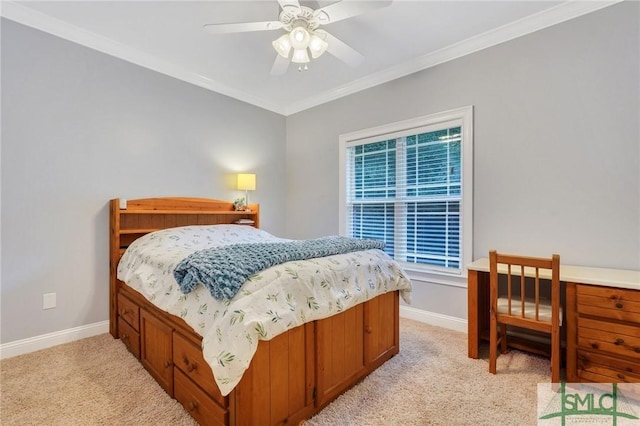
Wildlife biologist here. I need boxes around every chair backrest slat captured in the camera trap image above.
[489,250,560,327]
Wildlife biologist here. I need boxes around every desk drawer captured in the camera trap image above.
[577,317,640,360]
[576,285,640,323]
[577,350,640,383]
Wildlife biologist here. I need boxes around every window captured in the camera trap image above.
[339,107,473,276]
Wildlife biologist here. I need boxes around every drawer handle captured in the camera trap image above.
[615,302,624,309]
[590,342,599,350]
[635,347,640,353]
[164,360,172,369]
[121,333,129,342]
[614,338,625,346]
[617,373,626,380]
[183,357,197,373]
[365,326,373,334]
[187,401,198,412]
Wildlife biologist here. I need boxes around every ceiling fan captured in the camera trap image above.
[203,0,392,75]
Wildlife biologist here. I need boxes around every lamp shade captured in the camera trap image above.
[272,34,292,58]
[291,48,310,64]
[308,33,328,59]
[237,173,256,191]
[289,26,310,50]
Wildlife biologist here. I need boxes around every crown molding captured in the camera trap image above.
[283,0,622,115]
[1,1,621,116]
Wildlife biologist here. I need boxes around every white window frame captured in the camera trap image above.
[339,106,473,283]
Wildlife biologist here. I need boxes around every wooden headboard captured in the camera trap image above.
[109,197,260,337]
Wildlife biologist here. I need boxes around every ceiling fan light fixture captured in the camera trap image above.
[289,25,310,49]
[291,48,310,64]
[308,33,328,59]
[204,0,392,75]
[272,33,292,58]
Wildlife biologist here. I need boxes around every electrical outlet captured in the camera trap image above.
[43,293,56,310]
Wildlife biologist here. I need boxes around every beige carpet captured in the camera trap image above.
[1,319,548,425]
[0,331,197,426]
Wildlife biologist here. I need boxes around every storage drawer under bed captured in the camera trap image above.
[174,368,228,426]
[173,332,225,406]
[118,317,140,359]
[117,292,140,331]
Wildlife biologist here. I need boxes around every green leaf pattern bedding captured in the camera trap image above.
[117,225,412,396]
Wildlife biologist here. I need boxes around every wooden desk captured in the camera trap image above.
[467,258,639,360]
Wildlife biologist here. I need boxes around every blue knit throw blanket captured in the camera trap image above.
[173,236,385,301]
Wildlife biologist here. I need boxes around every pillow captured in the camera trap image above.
[128,224,289,253]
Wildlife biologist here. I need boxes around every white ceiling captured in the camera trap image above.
[1,0,620,115]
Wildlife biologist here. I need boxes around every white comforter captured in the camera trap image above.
[117,225,412,396]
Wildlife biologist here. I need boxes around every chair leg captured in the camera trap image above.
[489,312,497,374]
[500,324,508,354]
[551,327,561,383]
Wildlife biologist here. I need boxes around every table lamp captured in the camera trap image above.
[237,173,256,208]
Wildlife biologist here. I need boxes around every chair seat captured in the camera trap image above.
[497,297,563,326]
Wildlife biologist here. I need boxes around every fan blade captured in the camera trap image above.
[278,0,300,9]
[270,55,290,75]
[203,21,283,34]
[314,0,392,25]
[321,31,364,67]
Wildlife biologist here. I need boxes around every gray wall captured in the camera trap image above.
[1,19,286,343]
[285,2,640,319]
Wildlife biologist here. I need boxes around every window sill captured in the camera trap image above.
[403,266,468,288]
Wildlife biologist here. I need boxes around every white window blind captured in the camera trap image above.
[342,108,472,276]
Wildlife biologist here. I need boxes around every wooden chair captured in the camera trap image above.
[488,250,561,383]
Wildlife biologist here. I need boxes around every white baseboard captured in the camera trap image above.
[400,305,467,333]
[0,309,462,359]
[0,320,110,359]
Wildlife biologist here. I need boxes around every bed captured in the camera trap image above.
[109,197,412,426]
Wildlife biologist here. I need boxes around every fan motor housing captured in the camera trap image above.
[279,6,319,31]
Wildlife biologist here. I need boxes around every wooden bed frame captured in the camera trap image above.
[109,197,401,426]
